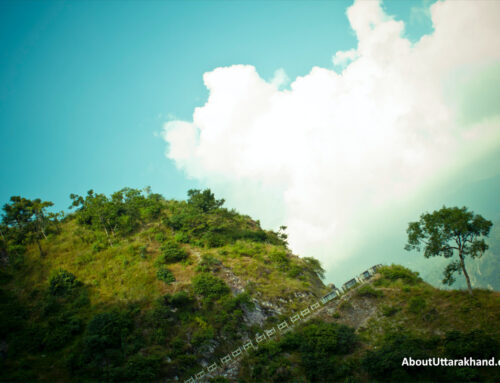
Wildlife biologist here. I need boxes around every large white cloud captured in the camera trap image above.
[162,0,500,270]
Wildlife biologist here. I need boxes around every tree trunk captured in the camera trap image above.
[40,224,48,240]
[103,226,113,246]
[36,239,45,257]
[459,252,473,295]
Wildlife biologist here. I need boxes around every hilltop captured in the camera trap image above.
[0,188,327,382]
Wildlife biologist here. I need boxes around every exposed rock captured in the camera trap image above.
[221,266,245,294]
[243,302,267,327]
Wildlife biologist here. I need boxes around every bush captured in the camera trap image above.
[157,267,175,284]
[444,330,498,359]
[192,273,229,301]
[122,353,162,382]
[407,296,426,314]
[85,311,133,350]
[381,304,399,317]
[192,325,215,347]
[287,264,302,278]
[298,321,357,382]
[378,265,420,285]
[49,269,82,296]
[166,291,193,308]
[357,284,383,298]
[196,254,222,272]
[303,257,325,279]
[43,314,83,351]
[158,241,188,264]
[268,248,290,271]
[362,332,432,381]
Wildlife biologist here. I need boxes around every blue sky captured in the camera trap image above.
[2,0,499,286]
[0,0,432,209]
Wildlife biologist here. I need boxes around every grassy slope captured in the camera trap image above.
[328,268,500,344]
[14,219,326,310]
[237,265,500,383]
[1,201,327,382]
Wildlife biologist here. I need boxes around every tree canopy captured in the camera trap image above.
[187,189,225,213]
[1,196,58,256]
[405,206,492,295]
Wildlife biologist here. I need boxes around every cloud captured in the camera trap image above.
[162,0,500,271]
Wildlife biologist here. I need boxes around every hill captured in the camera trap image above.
[0,188,327,382]
[0,188,499,382]
[237,265,500,383]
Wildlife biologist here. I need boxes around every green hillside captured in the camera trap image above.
[238,265,500,383]
[0,188,327,382]
[0,188,499,383]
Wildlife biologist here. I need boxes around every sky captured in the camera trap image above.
[1,0,500,286]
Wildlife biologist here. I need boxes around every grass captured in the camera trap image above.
[356,268,500,346]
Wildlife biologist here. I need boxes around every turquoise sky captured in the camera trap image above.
[0,0,434,210]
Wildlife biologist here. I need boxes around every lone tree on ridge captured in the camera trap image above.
[405,206,492,295]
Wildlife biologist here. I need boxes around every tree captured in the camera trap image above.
[187,189,224,213]
[69,188,164,241]
[303,257,325,279]
[405,206,492,295]
[2,196,56,256]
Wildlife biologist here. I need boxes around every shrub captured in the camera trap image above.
[49,269,82,296]
[157,267,175,284]
[43,314,83,351]
[407,296,426,314]
[85,311,133,350]
[298,322,357,382]
[174,231,190,244]
[381,304,399,317]
[7,244,26,268]
[303,257,325,279]
[357,284,383,298]
[268,248,290,271]
[378,265,420,285]
[299,321,358,355]
[201,231,226,247]
[165,291,193,309]
[155,232,167,243]
[287,264,302,278]
[362,332,432,381]
[158,241,188,264]
[122,353,162,382]
[196,254,222,272]
[192,273,229,300]
[192,325,215,347]
[444,330,498,359]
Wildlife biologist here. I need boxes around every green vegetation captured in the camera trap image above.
[356,284,383,298]
[192,273,230,301]
[239,320,358,383]
[49,269,82,296]
[0,187,327,382]
[362,329,499,382]
[238,265,500,382]
[1,191,499,383]
[158,240,188,263]
[405,206,492,294]
[156,267,175,284]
